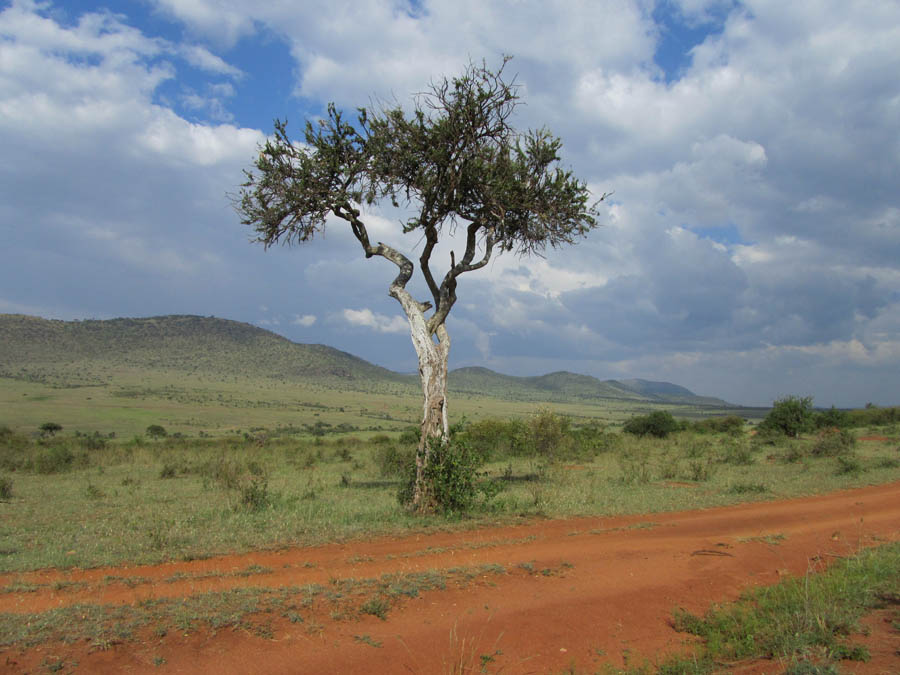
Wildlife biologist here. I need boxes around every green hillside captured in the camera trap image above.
[0,314,742,437]
[0,313,731,406]
[0,314,406,387]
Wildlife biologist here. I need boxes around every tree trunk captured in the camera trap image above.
[411,324,449,512]
[390,285,450,512]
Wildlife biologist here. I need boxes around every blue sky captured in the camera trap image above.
[1,0,899,407]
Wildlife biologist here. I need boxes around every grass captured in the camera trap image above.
[0,563,509,649]
[0,424,898,572]
[659,541,900,673]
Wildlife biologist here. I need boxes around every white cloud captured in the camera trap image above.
[293,314,317,327]
[341,308,408,334]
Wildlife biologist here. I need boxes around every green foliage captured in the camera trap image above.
[34,444,75,474]
[844,404,900,428]
[721,441,754,465]
[617,446,653,485]
[527,408,573,462]
[814,406,849,429]
[238,476,272,511]
[374,443,415,478]
[835,454,864,476]
[811,428,856,457]
[623,411,680,438]
[398,426,419,445]
[759,395,815,438]
[145,425,167,439]
[692,415,745,435]
[39,422,62,436]
[668,542,900,670]
[460,417,528,460]
[400,435,498,514]
[239,57,600,263]
[359,595,390,620]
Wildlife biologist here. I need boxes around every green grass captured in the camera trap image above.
[0,563,508,648]
[661,541,900,673]
[0,425,898,572]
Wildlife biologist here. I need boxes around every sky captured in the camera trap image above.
[1,0,898,408]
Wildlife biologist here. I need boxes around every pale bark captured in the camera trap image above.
[337,204,453,511]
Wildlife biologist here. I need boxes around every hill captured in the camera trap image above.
[0,314,732,407]
[0,314,405,387]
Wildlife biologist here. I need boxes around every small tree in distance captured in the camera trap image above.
[145,424,167,439]
[236,58,606,512]
[39,422,62,437]
[759,395,814,438]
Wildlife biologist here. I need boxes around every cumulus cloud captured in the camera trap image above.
[293,314,317,327]
[341,308,408,334]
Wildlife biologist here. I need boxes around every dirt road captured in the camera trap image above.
[3,481,899,673]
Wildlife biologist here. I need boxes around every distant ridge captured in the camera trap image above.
[0,313,404,385]
[0,314,732,406]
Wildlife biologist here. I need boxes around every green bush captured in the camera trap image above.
[721,442,755,465]
[39,422,62,437]
[239,476,272,510]
[814,406,849,429]
[811,428,856,457]
[759,395,815,438]
[460,418,527,460]
[623,411,680,438]
[0,475,12,500]
[527,409,572,462]
[399,435,496,514]
[145,424,167,439]
[374,443,415,478]
[398,426,419,445]
[693,415,745,435]
[34,445,75,474]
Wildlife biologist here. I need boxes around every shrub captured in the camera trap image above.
[239,476,271,510]
[398,426,419,445]
[623,411,680,438]
[0,475,12,500]
[399,436,494,514]
[814,406,849,429]
[145,425,167,439]
[374,444,415,478]
[461,418,528,460]
[759,396,814,438]
[835,454,863,475]
[811,428,856,457]
[159,463,178,479]
[722,442,754,465]
[39,422,63,436]
[617,447,653,484]
[693,415,746,435]
[79,431,107,451]
[34,445,74,474]
[528,409,572,462]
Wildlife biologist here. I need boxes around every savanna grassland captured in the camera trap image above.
[1,313,899,673]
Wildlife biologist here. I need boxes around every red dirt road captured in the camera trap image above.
[3,482,899,674]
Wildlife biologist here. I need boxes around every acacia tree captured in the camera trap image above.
[236,59,604,512]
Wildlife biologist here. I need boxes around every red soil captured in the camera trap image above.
[2,482,899,674]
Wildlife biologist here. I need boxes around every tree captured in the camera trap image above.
[39,422,62,437]
[622,411,680,438]
[236,58,604,512]
[145,424,167,439]
[759,395,814,438]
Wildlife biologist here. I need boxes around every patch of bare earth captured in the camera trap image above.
[2,482,899,674]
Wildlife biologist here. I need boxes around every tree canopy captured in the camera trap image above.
[237,57,603,336]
